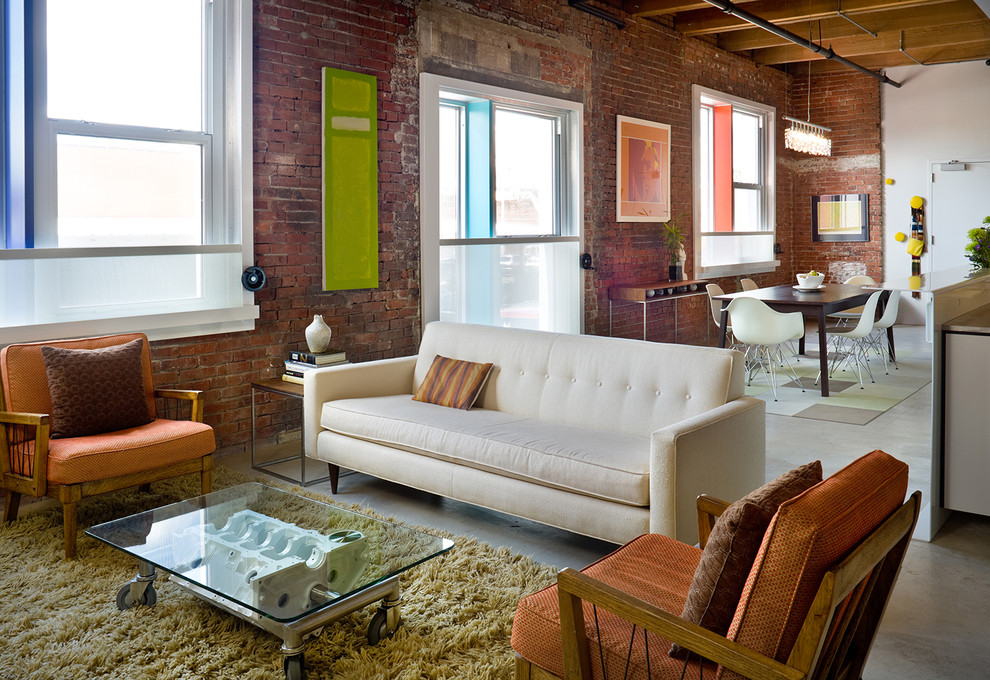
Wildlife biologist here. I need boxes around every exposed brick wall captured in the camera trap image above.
[786,71,884,283]
[146,1,883,457]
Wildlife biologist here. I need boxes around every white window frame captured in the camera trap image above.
[0,0,255,344]
[420,72,584,327]
[692,84,778,278]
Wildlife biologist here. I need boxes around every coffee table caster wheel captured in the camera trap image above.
[367,608,394,645]
[283,653,304,680]
[116,583,156,610]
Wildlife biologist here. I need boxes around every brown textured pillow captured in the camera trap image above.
[42,339,153,438]
[670,460,823,658]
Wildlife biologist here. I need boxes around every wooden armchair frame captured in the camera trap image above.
[1,385,213,559]
[549,490,921,680]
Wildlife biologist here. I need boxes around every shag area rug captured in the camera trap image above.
[0,468,558,679]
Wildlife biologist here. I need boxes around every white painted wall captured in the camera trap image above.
[881,61,990,323]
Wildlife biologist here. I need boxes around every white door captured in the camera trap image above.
[929,160,990,272]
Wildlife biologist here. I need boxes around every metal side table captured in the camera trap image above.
[251,378,330,487]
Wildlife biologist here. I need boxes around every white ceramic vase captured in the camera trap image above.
[305,314,332,353]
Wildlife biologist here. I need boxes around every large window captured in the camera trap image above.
[421,74,583,333]
[693,85,776,277]
[1,0,254,343]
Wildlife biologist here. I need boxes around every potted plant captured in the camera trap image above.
[965,216,990,270]
[662,216,687,281]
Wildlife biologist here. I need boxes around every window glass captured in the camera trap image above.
[733,187,760,231]
[494,108,556,236]
[56,135,203,247]
[47,0,203,131]
[731,110,760,186]
[438,104,463,240]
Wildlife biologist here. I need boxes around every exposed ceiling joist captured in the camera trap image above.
[625,0,990,72]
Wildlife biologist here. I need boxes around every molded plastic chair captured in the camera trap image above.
[869,289,901,373]
[828,275,876,327]
[739,278,759,291]
[820,291,883,389]
[1,333,215,558]
[706,284,733,345]
[511,450,920,680]
[727,297,806,400]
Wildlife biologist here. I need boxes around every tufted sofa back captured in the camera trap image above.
[415,322,745,438]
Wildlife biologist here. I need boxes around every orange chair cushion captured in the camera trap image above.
[46,419,215,485]
[1,333,156,418]
[41,338,154,438]
[720,450,909,679]
[511,534,709,680]
[671,460,822,657]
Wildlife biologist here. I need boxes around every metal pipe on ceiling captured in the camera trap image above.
[701,0,902,87]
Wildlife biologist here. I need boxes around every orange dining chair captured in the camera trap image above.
[1,333,215,558]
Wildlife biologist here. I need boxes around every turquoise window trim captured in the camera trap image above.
[465,99,492,239]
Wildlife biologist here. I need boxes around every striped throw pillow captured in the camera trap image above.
[413,355,494,410]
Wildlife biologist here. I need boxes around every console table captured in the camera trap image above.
[608,279,708,342]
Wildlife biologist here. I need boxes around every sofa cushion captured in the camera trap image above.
[41,339,154,438]
[412,354,493,410]
[512,534,706,679]
[321,395,651,506]
[670,461,822,658]
[722,450,908,679]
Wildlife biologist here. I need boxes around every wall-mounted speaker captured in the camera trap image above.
[241,266,266,291]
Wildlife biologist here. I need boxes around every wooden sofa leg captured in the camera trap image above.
[63,501,78,559]
[3,491,21,523]
[329,464,340,494]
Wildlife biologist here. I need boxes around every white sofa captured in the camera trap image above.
[303,321,766,545]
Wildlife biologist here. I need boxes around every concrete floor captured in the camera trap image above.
[224,323,989,679]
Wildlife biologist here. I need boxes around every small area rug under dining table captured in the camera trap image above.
[0,467,558,679]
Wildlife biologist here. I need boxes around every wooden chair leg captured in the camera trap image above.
[3,491,21,523]
[329,464,340,494]
[63,501,78,559]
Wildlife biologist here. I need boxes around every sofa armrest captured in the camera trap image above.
[303,355,418,459]
[649,396,766,545]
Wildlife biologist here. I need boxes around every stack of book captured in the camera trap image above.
[282,349,347,384]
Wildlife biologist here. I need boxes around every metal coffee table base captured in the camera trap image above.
[114,560,401,680]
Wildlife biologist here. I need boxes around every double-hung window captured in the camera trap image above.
[693,85,776,277]
[421,74,583,334]
[1,0,254,343]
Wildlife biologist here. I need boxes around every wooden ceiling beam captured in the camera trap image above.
[718,1,988,51]
[752,21,990,64]
[846,39,990,67]
[622,0,731,15]
[675,0,958,35]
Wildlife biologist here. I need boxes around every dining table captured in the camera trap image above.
[712,283,890,397]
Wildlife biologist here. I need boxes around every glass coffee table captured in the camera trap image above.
[86,483,453,679]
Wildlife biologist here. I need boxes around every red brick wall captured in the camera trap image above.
[146,1,882,457]
[787,70,884,283]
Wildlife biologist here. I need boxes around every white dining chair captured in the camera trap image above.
[726,297,806,401]
[819,290,884,389]
[828,275,877,327]
[740,278,759,291]
[868,290,901,373]
[706,284,733,345]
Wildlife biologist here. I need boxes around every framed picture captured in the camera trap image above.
[616,115,671,222]
[811,193,869,242]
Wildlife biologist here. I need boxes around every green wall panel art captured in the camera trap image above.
[321,67,379,290]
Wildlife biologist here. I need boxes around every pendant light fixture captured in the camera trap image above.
[785,25,833,157]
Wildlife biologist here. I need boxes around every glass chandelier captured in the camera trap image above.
[784,116,832,156]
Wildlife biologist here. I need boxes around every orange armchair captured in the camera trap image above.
[512,450,919,680]
[1,333,215,558]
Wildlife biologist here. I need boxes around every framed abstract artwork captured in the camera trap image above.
[811,193,870,242]
[616,115,671,222]
[322,67,379,290]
